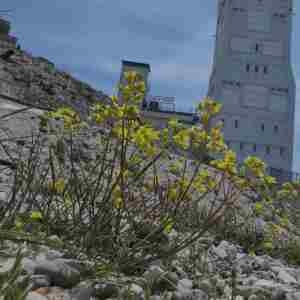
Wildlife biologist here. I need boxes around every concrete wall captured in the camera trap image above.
[141,110,197,129]
[208,0,295,171]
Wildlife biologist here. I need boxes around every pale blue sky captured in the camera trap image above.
[2,0,300,171]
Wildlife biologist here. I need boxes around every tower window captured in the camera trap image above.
[240,143,244,151]
[261,123,265,131]
[255,65,259,72]
[263,66,268,74]
[253,144,257,152]
[246,64,250,72]
[280,147,285,157]
[255,44,259,52]
[274,125,279,133]
[234,120,239,128]
[266,145,271,155]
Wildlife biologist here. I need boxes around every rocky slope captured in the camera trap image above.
[2,234,300,300]
[0,47,110,115]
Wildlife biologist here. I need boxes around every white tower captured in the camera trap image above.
[207,0,296,175]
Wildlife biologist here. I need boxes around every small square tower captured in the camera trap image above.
[118,60,151,107]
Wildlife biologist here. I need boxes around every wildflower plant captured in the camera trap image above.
[0,69,299,275]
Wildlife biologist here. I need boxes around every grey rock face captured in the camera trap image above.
[94,281,119,299]
[273,268,298,285]
[143,266,178,292]
[286,292,300,300]
[29,274,51,290]
[70,285,95,300]
[172,289,208,300]
[34,259,81,288]
[26,292,48,300]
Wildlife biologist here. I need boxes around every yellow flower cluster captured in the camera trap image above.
[168,160,184,175]
[168,118,180,129]
[210,150,237,174]
[197,97,222,126]
[277,182,299,199]
[162,216,174,234]
[264,175,277,186]
[132,126,160,156]
[167,178,191,202]
[119,71,146,104]
[46,107,82,130]
[112,185,123,209]
[243,156,266,178]
[189,127,208,144]
[92,103,113,124]
[192,169,216,193]
[173,129,191,150]
[254,202,264,215]
[207,125,227,153]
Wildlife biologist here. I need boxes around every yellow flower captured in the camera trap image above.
[113,197,123,209]
[234,177,249,189]
[15,220,24,231]
[190,127,208,144]
[243,156,266,178]
[112,186,123,209]
[30,211,43,221]
[198,98,222,116]
[48,107,82,130]
[207,178,217,190]
[161,128,170,145]
[124,71,137,84]
[200,112,210,126]
[193,169,213,193]
[48,178,65,194]
[169,161,183,175]
[173,130,190,150]
[168,118,180,129]
[168,186,178,201]
[254,202,264,215]
[110,95,118,103]
[132,126,160,156]
[264,176,277,186]
[162,217,174,234]
[134,81,146,94]
[210,150,237,174]
[262,241,273,251]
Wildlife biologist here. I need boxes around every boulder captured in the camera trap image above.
[34,259,81,288]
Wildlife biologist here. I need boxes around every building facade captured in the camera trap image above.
[207,0,296,172]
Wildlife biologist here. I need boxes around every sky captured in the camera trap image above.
[2,0,300,172]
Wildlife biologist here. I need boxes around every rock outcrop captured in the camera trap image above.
[0,42,110,116]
